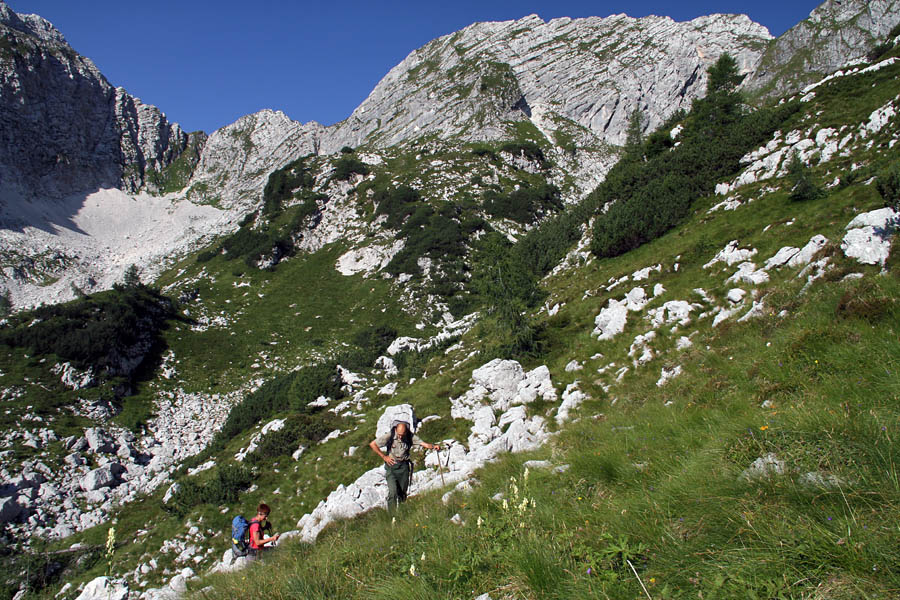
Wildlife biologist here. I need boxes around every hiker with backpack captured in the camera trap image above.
[232,503,280,560]
[369,420,440,511]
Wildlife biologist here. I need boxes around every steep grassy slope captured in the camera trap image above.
[176,56,900,600]
[5,44,900,600]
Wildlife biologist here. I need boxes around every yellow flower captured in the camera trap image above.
[760,425,769,431]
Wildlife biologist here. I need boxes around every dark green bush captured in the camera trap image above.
[374,185,422,229]
[263,156,316,216]
[164,464,253,517]
[248,413,337,464]
[876,162,900,209]
[333,155,370,181]
[499,141,547,167]
[470,145,497,160]
[482,182,561,224]
[201,195,321,269]
[340,146,354,154]
[196,249,218,262]
[371,185,482,277]
[0,285,175,375]
[210,364,344,454]
[787,153,826,203]
[590,54,796,258]
[339,325,398,371]
[868,41,895,62]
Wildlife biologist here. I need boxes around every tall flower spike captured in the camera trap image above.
[106,527,116,557]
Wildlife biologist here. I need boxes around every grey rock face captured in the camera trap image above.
[113,87,194,192]
[322,13,771,152]
[182,12,771,210]
[80,463,124,491]
[84,428,116,454]
[186,109,323,210]
[74,577,129,600]
[0,2,190,201]
[744,0,900,97]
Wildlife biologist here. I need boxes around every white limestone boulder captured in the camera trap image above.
[727,288,746,304]
[557,382,586,424]
[646,300,694,327]
[76,577,128,600]
[787,235,829,268]
[84,428,116,454]
[592,299,629,340]
[80,464,124,492]
[741,453,785,481]
[841,208,898,265]
[375,404,418,438]
[704,241,757,268]
[374,356,399,377]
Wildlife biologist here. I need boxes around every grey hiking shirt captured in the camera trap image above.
[373,431,424,463]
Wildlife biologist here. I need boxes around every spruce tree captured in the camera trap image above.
[623,107,645,162]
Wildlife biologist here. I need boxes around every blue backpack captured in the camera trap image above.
[231,515,251,556]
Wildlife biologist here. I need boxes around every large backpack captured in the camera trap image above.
[231,515,251,557]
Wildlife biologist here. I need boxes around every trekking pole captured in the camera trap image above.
[436,446,446,488]
[444,442,452,472]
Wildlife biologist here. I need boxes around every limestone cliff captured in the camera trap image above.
[0,1,192,202]
[322,13,772,152]
[744,0,900,98]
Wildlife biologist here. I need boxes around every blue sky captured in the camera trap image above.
[9,1,822,134]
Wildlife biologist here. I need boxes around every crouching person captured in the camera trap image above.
[369,420,440,512]
[249,502,280,558]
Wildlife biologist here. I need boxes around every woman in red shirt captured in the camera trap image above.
[248,503,280,557]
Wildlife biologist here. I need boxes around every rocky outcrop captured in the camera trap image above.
[744,0,900,98]
[186,110,323,210]
[322,13,772,152]
[113,88,196,192]
[841,207,898,265]
[296,361,556,543]
[0,2,190,202]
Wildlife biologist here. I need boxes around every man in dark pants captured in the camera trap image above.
[369,420,440,511]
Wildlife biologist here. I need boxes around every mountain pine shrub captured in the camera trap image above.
[876,161,900,210]
[787,152,826,203]
[590,54,796,258]
[333,155,370,181]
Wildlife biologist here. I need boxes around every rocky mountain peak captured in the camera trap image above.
[321,11,772,153]
[187,109,324,210]
[743,0,900,97]
[0,1,67,45]
[0,2,191,202]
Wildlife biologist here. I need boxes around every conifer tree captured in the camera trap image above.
[623,107,645,162]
